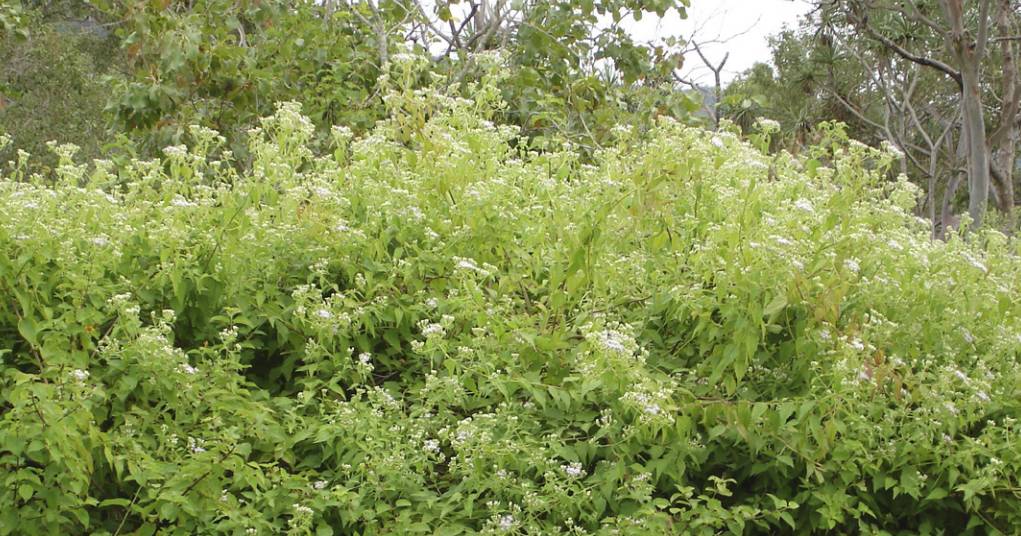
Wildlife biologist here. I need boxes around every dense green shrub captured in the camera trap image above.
[1,63,1020,535]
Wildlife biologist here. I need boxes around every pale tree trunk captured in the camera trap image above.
[988,0,1020,224]
[941,0,991,228]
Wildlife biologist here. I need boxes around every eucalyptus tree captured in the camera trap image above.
[727,0,1020,234]
[825,0,1020,230]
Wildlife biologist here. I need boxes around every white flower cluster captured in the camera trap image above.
[354,351,374,374]
[583,323,645,361]
[162,145,189,159]
[561,461,586,479]
[418,320,446,339]
[754,117,781,132]
[289,503,314,531]
[453,256,494,277]
[423,438,441,455]
[498,514,515,531]
[881,140,905,160]
[170,195,197,208]
[331,125,353,145]
[620,386,674,425]
[187,436,206,453]
[793,198,815,214]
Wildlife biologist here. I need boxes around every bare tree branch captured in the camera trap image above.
[862,24,963,89]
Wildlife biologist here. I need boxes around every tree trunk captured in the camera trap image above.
[941,0,991,228]
[988,0,1019,224]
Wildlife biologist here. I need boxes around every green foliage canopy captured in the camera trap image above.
[84,0,696,156]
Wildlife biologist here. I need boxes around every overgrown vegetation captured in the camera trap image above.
[2,59,1020,535]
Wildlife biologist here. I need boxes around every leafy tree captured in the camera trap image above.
[86,0,696,156]
[88,0,389,156]
[409,0,695,147]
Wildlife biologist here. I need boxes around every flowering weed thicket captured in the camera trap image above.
[2,69,1021,534]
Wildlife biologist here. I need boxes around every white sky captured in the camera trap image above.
[621,0,814,85]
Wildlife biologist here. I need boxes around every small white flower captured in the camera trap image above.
[162,145,188,158]
[313,480,328,490]
[944,401,958,415]
[70,369,90,382]
[793,198,814,213]
[963,253,987,273]
[452,256,493,277]
[419,321,445,338]
[881,140,905,160]
[498,514,515,531]
[187,437,205,453]
[170,195,197,208]
[331,125,353,141]
[772,235,794,247]
[562,462,586,479]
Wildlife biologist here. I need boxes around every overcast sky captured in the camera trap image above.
[621,0,814,85]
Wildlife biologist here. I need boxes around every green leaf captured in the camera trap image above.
[925,488,949,501]
[99,498,133,508]
[18,484,33,501]
[763,293,787,317]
